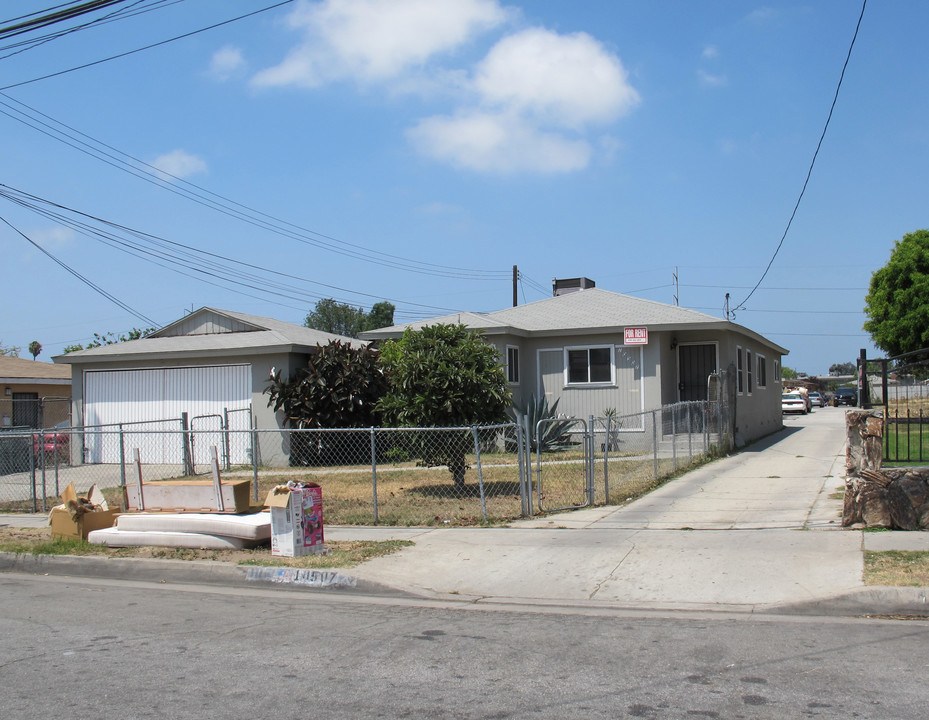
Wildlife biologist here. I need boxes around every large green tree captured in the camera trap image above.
[864,229,929,357]
[829,362,857,376]
[28,341,41,360]
[377,324,511,488]
[304,299,395,338]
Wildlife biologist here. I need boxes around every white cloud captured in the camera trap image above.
[252,0,507,87]
[473,28,639,128]
[697,69,727,87]
[151,150,208,179]
[702,44,719,60]
[209,45,246,80]
[31,225,74,249]
[408,111,590,174]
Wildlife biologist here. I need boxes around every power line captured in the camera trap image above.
[0,1,295,91]
[0,211,157,327]
[0,93,511,281]
[733,0,867,311]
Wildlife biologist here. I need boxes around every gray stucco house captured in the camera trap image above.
[55,307,361,465]
[361,280,789,446]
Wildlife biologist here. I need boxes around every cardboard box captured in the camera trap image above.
[124,478,252,513]
[49,483,119,541]
[265,483,325,557]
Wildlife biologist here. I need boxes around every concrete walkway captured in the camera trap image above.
[4,407,929,615]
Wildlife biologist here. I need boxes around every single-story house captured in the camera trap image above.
[55,307,361,465]
[361,279,789,446]
[0,356,71,428]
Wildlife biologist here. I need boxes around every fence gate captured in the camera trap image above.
[534,417,592,513]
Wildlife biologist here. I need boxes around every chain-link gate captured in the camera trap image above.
[534,417,592,513]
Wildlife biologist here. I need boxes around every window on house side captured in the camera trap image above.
[737,346,744,394]
[746,350,753,394]
[757,355,767,388]
[567,347,613,384]
[506,346,519,384]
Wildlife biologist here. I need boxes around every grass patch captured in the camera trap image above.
[0,526,411,568]
[864,550,929,586]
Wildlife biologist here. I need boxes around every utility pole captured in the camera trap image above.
[673,267,679,306]
[725,293,731,321]
[512,265,518,307]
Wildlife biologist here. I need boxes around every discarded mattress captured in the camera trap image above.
[87,526,259,550]
[115,512,271,541]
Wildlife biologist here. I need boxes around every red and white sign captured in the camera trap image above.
[624,326,648,345]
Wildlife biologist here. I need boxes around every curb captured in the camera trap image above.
[0,552,413,598]
[761,586,929,618]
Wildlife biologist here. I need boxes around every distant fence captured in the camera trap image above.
[0,400,731,524]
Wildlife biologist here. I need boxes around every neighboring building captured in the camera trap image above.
[0,356,71,428]
[55,307,362,465]
[361,281,789,446]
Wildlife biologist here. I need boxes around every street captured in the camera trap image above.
[2,573,927,719]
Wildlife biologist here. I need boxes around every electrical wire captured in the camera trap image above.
[0,1,295,91]
[0,182,473,319]
[733,0,867,312]
[0,93,511,281]
[0,211,157,327]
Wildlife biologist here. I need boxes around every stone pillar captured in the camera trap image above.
[845,409,883,476]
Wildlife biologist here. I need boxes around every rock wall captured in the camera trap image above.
[843,409,929,530]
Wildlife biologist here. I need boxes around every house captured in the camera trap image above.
[55,307,362,465]
[361,279,789,446]
[0,356,71,428]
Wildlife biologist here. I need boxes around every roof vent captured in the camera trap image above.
[552,277,595,297]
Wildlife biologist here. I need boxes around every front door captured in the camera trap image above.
[678,344,717,402]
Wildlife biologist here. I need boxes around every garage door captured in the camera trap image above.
[83,365,251,464]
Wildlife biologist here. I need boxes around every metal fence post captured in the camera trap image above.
[119,424,126,487]
[471,427,488,522]
[223,408,231,470]
[671,405,678,472]
[515,417,527,517]
[587,415,595,505]
[524,413,534,515]
[603,414,611,504]
[687,404,693,464]
[370,426,379,523]
[652,410,659,480]
[181,412,194,476]
[251,426,260,502]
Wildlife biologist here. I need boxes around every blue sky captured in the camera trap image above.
[0,0,924,375]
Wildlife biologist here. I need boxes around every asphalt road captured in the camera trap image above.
[3,573,928,719]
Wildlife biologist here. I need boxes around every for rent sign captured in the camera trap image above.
[624,326,648,345]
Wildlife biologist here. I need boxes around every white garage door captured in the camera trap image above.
[83,365,251,464]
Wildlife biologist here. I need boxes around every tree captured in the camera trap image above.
[829,362,857,376]
[64,327,155,352]
[864,229,929,358]
[28,341,41,360]
[364,301,395,332]
[305,299,395,338]
[265,341,387,465]
[0,341,20,357]
[377,324,512,488]
[782,366,798,380]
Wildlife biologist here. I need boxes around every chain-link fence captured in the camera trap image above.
[0,401,731,522]
[0,396,70,429]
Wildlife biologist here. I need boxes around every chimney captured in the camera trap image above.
[552,277,595,297]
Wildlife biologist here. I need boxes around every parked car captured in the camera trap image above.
[833,388,857,407]
[782,392,808,414]
[808,392,827,408]
[32,421,71,461]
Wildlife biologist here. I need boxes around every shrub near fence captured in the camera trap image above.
[0,401,730,522]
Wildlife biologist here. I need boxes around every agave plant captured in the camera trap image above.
[508,394,577,452]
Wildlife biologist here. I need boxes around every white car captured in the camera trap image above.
[782,392,807,414]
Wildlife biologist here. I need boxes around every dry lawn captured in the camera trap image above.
[0,525,411,569]
[864,550,929,587]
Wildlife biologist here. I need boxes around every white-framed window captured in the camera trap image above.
[506,345,519,385]
[565,345,614,385]
[757,354,767,388]
[737,346,744,395]
[746,349,753,395]
[775,359,781,384]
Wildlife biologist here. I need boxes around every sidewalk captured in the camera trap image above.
[3,408,929,616]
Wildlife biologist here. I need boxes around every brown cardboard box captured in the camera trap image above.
[49,483,119,541]
[124,478,252,513]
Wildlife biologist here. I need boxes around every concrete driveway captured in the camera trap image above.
[349,408,866,609]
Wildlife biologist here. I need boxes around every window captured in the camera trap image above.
[566,346,613,384]
[506,346,519,384]
[757,354,767,388]
[737,346,744,395]
[775,360,781,384]
[746,349,753,394]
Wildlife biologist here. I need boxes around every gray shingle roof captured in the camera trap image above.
[55,308,363,363]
